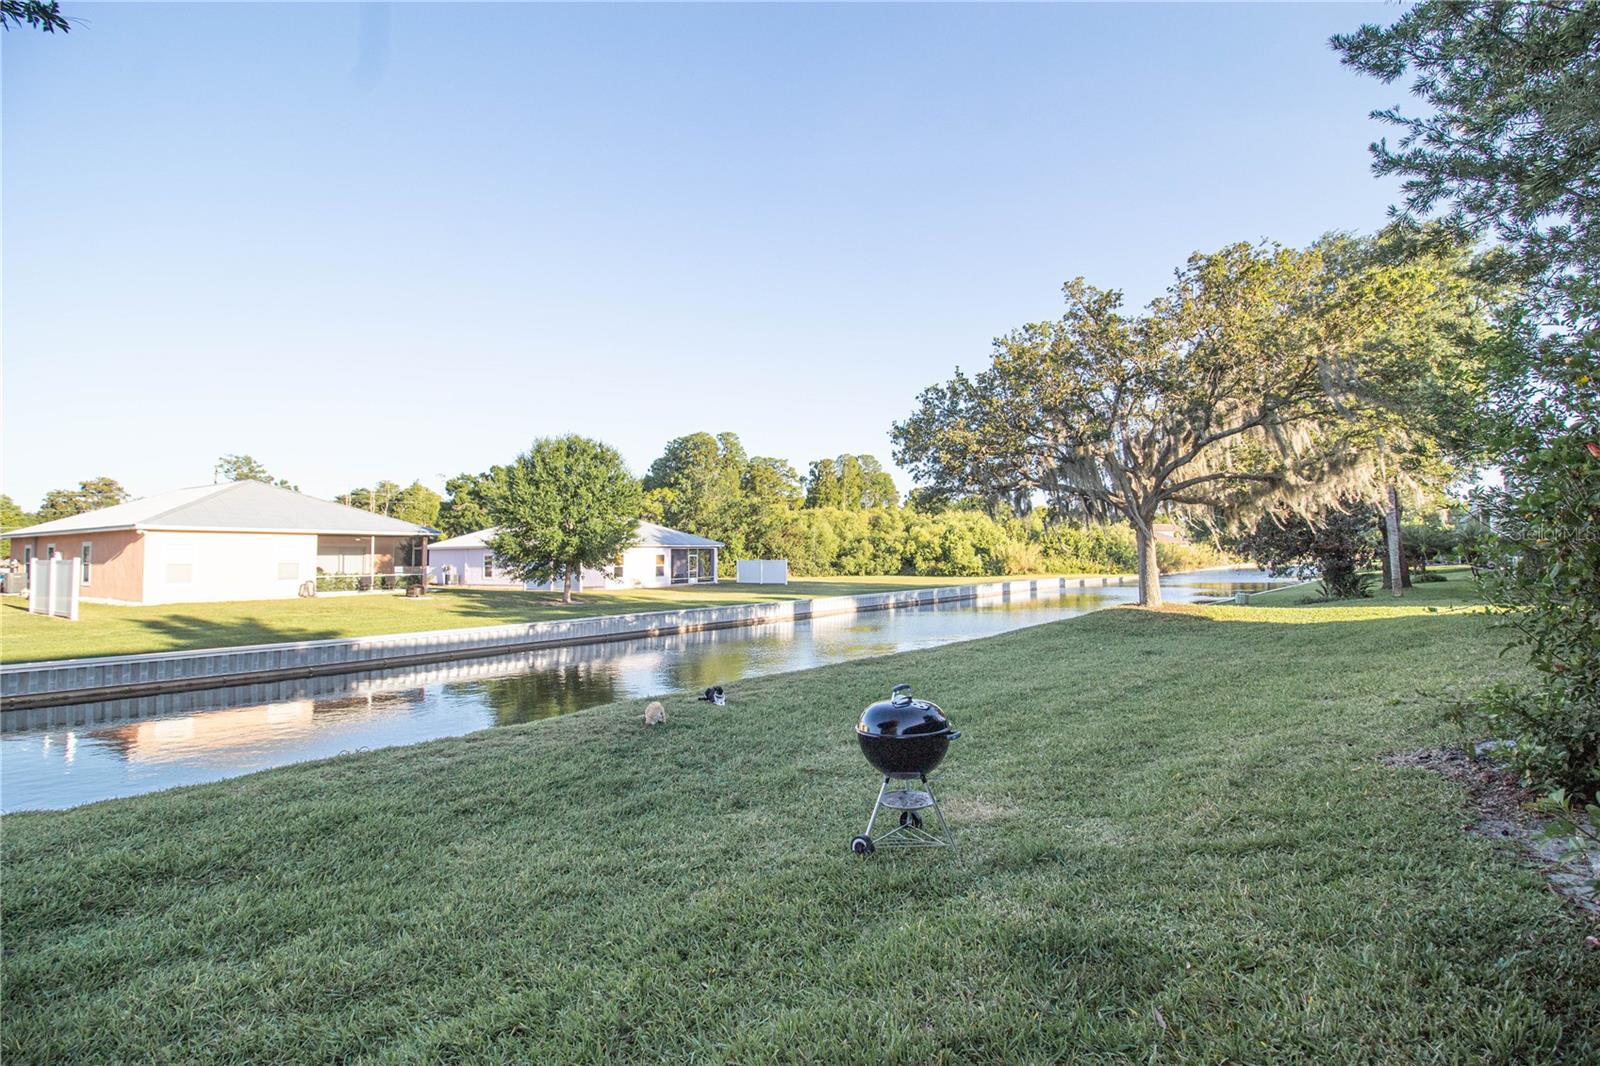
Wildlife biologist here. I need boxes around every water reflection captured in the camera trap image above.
[0,569,1288,811]
[480,661,623,725]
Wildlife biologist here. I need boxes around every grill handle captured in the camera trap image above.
[890,683,913,706]
[946,730,961,740]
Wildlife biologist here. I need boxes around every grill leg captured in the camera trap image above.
[862,775,889,839]
[926,783,953,846]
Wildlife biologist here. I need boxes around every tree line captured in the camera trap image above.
[439,431,1225,583]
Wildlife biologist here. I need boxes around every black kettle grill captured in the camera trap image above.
[850,684,959,855]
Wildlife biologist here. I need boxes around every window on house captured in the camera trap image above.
[613,553,625,576]
[45,543,55,559]
[22,546,33,571]
[483,554,494,579]
[655,553,666,578]
[81,542,92,584]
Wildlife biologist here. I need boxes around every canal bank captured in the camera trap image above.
[1,569,1292,809]
[1,575,1138,714]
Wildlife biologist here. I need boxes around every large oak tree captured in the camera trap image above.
[893,239,1496,606]
[895,244,1357,606]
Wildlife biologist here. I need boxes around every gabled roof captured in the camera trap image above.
[429,527,499,550]
[428,521,722,553]
[4,481,438,538]
[634,521,722,548]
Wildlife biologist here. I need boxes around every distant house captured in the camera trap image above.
[4,481,437,605]
[428,521,722,589]
[1152,522,1190,546]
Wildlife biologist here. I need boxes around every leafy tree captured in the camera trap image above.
[1213,499,1381,599]
[337,480,403,514]
[489,436,642,603]
[391,482,442,528]
[439,467,510,537]
[642,432,747,546]
[216,454,296,490]
[803,459,844,509]
[1400,511,1461,575]
[1333,2,1600,314]
[35,477,130,522]
[739,456,805,561]
[1,1,69,33]
[853,455,900,508]
[0,494,33,555]
[1311,224,1506,594]
[1336,0,1600,797]
[803,455,899,509]
[742,456,803,508]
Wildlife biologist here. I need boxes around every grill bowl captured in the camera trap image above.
[856,729,954,776]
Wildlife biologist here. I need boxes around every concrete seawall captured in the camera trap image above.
[1,575,1132,712]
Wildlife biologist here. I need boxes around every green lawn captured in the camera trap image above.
[0,574,1081,665]
[5,569,1596,1061]
[1246,566,1484,611]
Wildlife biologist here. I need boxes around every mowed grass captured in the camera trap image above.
[1246,565,1485,612]
[0,574,1080,665]
[5,570,1597,1062]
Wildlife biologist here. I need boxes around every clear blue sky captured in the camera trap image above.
[3,1,1407,508]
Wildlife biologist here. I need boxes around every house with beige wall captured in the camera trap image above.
[4,481,436,605]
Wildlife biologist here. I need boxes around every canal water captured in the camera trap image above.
[0,568,1290,811]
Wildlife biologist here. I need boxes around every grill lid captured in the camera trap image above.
[857,684,952,738]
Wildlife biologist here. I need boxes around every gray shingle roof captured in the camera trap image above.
[634,521,722,548]
[4,481,438,538]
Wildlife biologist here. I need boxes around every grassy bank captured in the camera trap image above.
[0,574,1093,665]
[5,570,1596,1062]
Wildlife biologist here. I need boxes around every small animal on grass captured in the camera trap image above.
[643,701,666,726]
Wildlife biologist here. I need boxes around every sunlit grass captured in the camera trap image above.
[5,576,1596,1061]
[1241,565,1489,618]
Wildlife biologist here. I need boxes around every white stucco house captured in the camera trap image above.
[427,521,722,590]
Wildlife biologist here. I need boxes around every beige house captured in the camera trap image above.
[5,481,436,605]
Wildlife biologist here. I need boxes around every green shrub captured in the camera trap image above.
[1316,570,1375,600]
[996,541,1047,575]
[1469,423,1600,800]
[1454,682,1600,803]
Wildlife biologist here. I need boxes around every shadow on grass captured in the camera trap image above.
[424,589,681,622]
[126,614,347,652]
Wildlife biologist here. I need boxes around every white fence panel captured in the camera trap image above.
[736,559,789,585]
[29,556,80,620]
